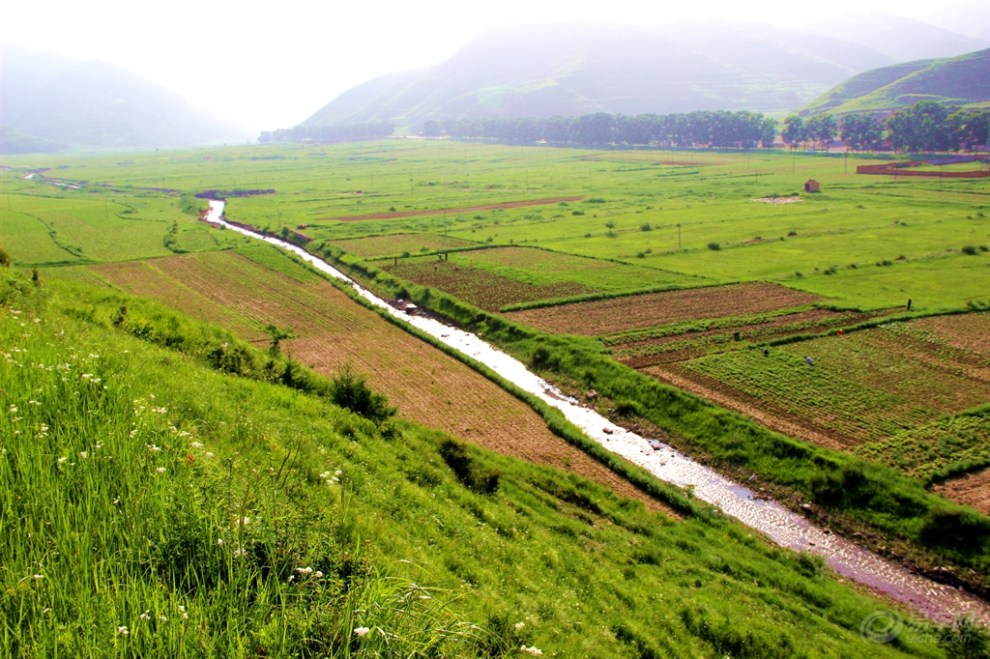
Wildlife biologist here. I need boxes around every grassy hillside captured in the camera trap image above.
[1,268,961,657]
[801,49,990,116]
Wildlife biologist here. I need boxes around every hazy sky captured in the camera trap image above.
[2,0,987,134]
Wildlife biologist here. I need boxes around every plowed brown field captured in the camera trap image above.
[91,251,672,514]
[934,468,990,516]
[505,282,822,336]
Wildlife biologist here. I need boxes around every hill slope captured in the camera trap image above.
[0,47,248,152]
[801,49,990,116]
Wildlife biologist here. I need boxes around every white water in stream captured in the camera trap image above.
[207,200,989,625]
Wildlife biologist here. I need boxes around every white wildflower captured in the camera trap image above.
[353,627,371,637]
[140,611,151,621]
[147,444,161,453]
[117,626,129,635]
[78,451,88,460]
[216,538,224,546]
[521,646,543,656]
[57,457,68,465]
[515,622,525,631]
[295,566,313,575]
[156,467,166,474]
[8,405,17,414]
[190,441,203,449]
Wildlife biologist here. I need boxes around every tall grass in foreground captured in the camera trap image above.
[0,280,485,656]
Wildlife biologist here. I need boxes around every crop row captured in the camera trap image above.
[854,411,990,484]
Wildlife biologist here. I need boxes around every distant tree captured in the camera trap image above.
[423,119,443,137]
[781,116,806,149]
[949,108,990,152]
[805,114,838,150]
[0,246,10,267]
[840,114,883,151]
[886,101,953,152]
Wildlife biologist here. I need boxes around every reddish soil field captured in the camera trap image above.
[506,283,823,336]
[331,196,584,222]
[934,468,990,516]
[384,260,594,311]
[92,251,673,514]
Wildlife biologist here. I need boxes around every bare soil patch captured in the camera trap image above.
[506,283,823,336]
[93,251,673,514]
[754,196,802,204]
[384,260,594,311]
[332,196,585,222]
[934,468,990,516]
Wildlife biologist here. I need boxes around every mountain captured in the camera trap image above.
[804,12,987,63]
[800,48,990,117]
[0,46,249,153]
[300,18,982,132]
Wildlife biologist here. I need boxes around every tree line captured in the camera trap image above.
[429,111,779,148]
[432,101,988,153]
[782,101,990,153]
[256,101,989,154]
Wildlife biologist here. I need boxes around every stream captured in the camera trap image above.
[206,200,989,626]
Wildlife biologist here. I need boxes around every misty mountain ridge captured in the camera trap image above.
[302,17,986,131]
[1,46,249,153]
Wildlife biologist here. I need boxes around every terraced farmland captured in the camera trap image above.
[642,313,990,505]
[505,282,823,335]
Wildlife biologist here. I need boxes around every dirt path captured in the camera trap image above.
[331,196,584,221]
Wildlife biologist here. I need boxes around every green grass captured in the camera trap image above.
[1,268,967,657]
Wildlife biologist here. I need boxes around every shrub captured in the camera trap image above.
[919,507,990,552]
[0,246,11,267]
[707,242,721,251]
[329,364,396,424]
[961,245,978,255]
[439,439,500,494]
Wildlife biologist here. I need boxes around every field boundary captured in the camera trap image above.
[857,157,990,178]
[329,196,585,222]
